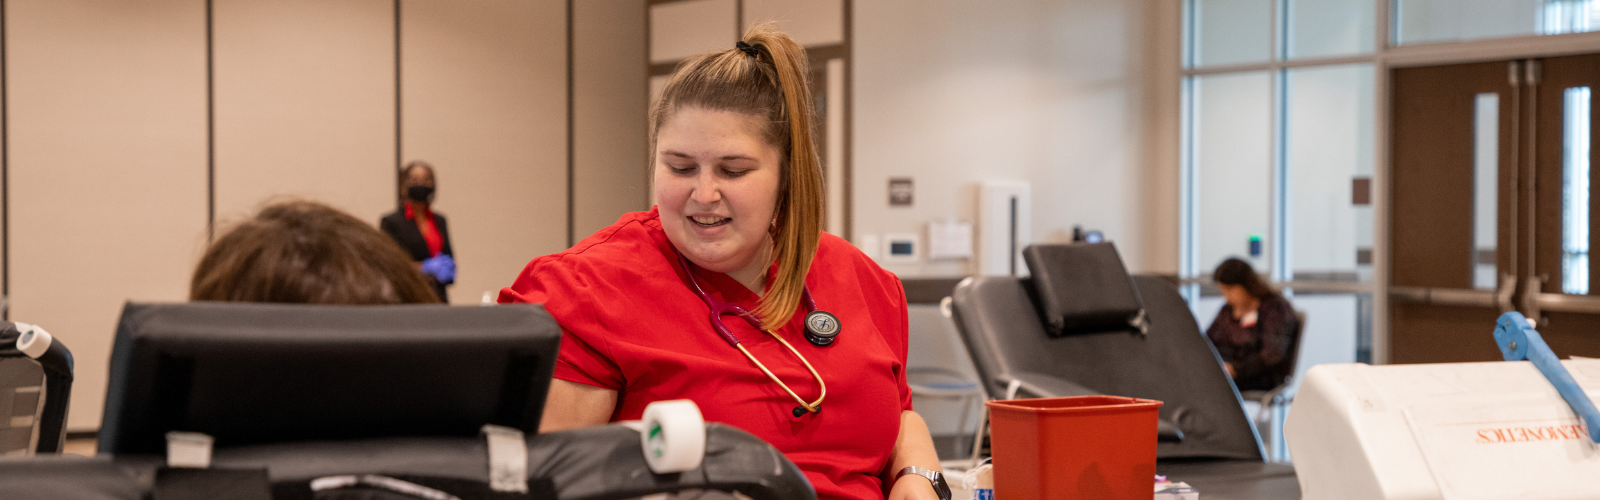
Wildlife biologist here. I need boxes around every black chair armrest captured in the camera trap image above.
[529,423,814,500]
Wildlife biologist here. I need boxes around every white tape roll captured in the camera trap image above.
[13,322,52,360]
[640,399,706,474]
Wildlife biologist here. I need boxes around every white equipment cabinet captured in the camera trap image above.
[1286,361,1600,500]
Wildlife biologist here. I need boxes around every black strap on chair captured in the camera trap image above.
[153,468,271,500]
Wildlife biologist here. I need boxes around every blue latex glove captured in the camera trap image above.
[421,254,456,285]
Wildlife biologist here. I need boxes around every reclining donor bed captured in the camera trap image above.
[949,242,1300,499]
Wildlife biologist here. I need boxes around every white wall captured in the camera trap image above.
[651,0,737,64]
[212,0,397,223]
[7,0,209,431]
[574,0,650,238]
[400,0,568,305]
[742,0,843,45]
[852,0,1180,276]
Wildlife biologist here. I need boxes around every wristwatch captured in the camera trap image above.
[895,466,952,500]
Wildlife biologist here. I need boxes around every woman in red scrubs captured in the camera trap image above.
[500,26,944,500]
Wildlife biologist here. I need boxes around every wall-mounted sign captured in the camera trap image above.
[889,177,913,207]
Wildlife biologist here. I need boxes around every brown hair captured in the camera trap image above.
[650,24,823,329]
[1213,258,1280,301]
[191,200,441,304]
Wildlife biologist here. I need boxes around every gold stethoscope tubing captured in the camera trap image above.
[736,330,827,413]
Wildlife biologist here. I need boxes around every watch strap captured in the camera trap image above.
[895,466,952,500]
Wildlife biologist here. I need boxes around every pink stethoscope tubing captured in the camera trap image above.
[675,251,827,415]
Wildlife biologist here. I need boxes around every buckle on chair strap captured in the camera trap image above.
[481,424,529,493]
[1004,379,1024,400]
[165,431,213,469]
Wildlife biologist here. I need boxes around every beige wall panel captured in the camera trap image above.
[7,0,208,430]
[574,0,649,238]
[212,0,395,224]
[400,0,566,304]
[741,0,843,46]
[650,0,736,63]
[825,58,845,235]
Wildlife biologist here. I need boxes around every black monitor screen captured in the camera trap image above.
[98,302,561,455]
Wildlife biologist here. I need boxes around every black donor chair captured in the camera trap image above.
[949,243,1298,499]
[0,321,73,456]
[1,302,812,500]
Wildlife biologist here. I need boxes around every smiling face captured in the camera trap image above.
[654,106,783,276]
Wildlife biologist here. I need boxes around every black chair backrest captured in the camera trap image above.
[99,302,561,455]
[1278,310,1308,389]
[1022,243,1146,336]
[950,274,1265,460]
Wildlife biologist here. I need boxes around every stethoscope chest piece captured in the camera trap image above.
[804,310,842,347]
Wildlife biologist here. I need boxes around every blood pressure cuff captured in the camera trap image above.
[1022,243,1146,337]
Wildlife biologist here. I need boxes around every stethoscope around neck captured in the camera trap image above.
[675,251,841,417]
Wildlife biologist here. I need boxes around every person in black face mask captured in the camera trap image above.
[380,161,456,302]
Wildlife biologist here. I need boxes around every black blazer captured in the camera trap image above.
[380,208,454,303]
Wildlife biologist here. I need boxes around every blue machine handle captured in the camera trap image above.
[1493,312,1600,443]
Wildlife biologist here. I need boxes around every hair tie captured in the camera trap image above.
[735,41,760,58]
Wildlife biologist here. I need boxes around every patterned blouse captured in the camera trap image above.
[1206,294,1298,392]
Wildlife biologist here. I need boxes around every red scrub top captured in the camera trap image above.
[500,209,912,500]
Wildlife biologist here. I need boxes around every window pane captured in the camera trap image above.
[1286,64,1374,283]
[1193,0,1273,67]
[1564,86,1591,295]
[1396,0,1600,45]
[1473,93,1501,290]
[1288,0,1375,59]
[1195,71,1274,276]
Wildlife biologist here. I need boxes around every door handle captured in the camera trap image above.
[1496,273,1517,313]
[1521,275,1544,325]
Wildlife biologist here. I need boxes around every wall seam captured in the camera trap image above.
[644,1,653,209]
[843,0,853,242]
[206,0,215,243]
[3,0,10,317]
[394,0,403,206]
[566,0,575,247]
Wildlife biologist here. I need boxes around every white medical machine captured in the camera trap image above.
[1286,313,1600,500]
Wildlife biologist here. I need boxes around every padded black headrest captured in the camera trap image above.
[99,302,562,455]
[1022,243,1146,336]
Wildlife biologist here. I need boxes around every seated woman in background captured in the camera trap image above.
[191,200,440,304]
[1206,258,1298,392]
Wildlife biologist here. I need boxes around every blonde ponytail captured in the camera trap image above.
[650,24,823,330]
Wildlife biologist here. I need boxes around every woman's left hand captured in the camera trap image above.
[888,474,941,500]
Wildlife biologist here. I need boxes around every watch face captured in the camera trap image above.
[931,473,952,500]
